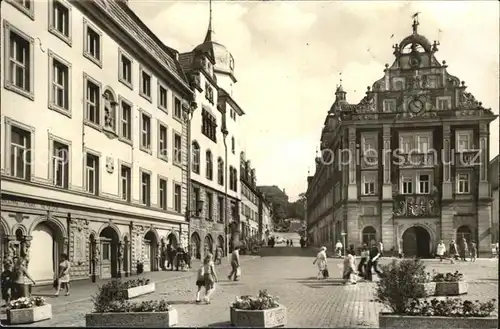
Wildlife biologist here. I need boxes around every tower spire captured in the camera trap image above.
[204,0,214,42]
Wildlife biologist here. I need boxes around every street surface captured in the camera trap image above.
[1,247,498,327]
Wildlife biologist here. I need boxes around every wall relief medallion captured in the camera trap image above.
[106,157,115,174]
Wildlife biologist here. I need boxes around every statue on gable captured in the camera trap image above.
[392,44,401,58]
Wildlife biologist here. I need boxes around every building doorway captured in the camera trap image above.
[144,231,158,272]
[191,232,201,259]
[167,233,177,248]
[204,234,214,256]
[29,222,64,283]
[402,226,431,258]
[99,227,120,279]
[362,226,377,246]
[456,225,472,243]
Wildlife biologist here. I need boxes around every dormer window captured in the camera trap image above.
[436,96,451,110]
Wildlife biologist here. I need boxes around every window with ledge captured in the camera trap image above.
[5,25,34,98]
[426,75,438,88]
[456,173,470,194]
[436,97,451,110]
[383,99,397,112]
[206,150,213,180]
[173,97,182,119]
[362,174,376,195]
[202,109,217,142]
[7,0,33,18]
[218,197,224,222]
[173,132,182,165]
[49,53,71,114]
[191,186,200,214]
[417,174,430,194]
[84,21,101,66]
[158,123,168,161]
[140,113,151,152]
[399,135,413,154]
[120,165,131,202]
[205,82,214,104]
[159,178,167,210]
[217,157,224,185]
[417,136,429,153]
[140,68,152,100]
[456,131,473,151]
[119,51,132,87]
[140,171,151,206]
[192,142,200,173]
[119,99,132,141]
[207,192,213,220]
[49,0,71,44]
[84,75,100,126]
[10,126,31,180]
[85,153,99,195]
[52,141,69,189]
[173,183,181,212]
[231,136,235,154]
[401,175,413,194]
[158,83,168,112]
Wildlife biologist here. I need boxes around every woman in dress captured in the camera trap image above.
[343,248,357,285]
[195,253,218,304]
[55,253,71,296]
[313,246,328,280]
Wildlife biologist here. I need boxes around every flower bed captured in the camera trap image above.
[230,290,286,328]
[86,280,176,327]
[7,297,52,325]
[432,271,468,296]
[101,278,155,299]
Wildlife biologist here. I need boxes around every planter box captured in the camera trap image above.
[379,313,498,329]
[230,304,286,328]
[123,282,156,299]
[85,309,178,327]
[7,304,52,325]
[435,281,468,296]
[417,282,436,297]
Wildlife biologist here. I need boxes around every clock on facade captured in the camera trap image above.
[409,54,421,68]
[408,98,424,113]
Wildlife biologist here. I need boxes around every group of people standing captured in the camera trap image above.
[436,238,477,263]
[163,245,192,271]
[285,239,294,247]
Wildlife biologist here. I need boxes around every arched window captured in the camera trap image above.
[362,226,377,245]
[206,150,213,180]
[192,142,200,174]
[217,157,224,185]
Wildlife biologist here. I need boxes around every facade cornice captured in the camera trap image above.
[218,89,245,116]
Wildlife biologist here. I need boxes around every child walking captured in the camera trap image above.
[1,262,13,306]
[195,253,218,304]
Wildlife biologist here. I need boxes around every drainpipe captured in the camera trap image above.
[129,221,133,276]
[66,213,71,257]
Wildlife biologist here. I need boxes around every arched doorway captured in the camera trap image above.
[29,221,64,283]
[218,235,224,252]
[402,226,431,258]
[456,225,472,243]
[191,232,201,259]
[362,226,377,246]
[99,226,120,279]
[144,231,158,272]
[167,233,177,247]
[204,234,214,255]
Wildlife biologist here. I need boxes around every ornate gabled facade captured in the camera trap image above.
[306,17,497,257]
[177,1,244,259]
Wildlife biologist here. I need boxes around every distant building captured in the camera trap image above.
[491,155,499,244]
[239,152,260,241]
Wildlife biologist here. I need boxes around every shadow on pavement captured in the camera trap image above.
[207,321,232,327]
[167,300,197,305]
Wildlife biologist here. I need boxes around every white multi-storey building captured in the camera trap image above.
[177,13,244,259]
[0,0,193,283]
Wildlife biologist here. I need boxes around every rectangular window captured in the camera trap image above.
[401,175,413,194]
[218,196,224,222]
[8,30,31,93]
[202,109,217,142]
[174,183,182,212]
[426,75,437,88]
[141,171,151,206]
[140,69,151,99]
[207,192,213,220]
[362,175,375,195]
[120,53,132,85]
[102,242,110,261]
[383,99,397,112]
[10,126,31,180]
[399,136,413,154]
[140,113,151,151]
[51,59,69,110]
[457,173,470,194]
[191,187,200,213]
[174,98,182,119]
[158,84,168,110]
[120,100,131,140]
[418,174,430,194]
[159,178,167,210]
[158,124,168,160]
[85,78,100,125]
[120,165,131,202]
[51,1,70,37]
[437,98,451,110]
[85,153,99,195]
[52,141,69,188]
[417,136,429,153]
[457,132,472,151]
[173,133,182,164]
[85,26,101,61]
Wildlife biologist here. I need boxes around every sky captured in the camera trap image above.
[130,0,499,202]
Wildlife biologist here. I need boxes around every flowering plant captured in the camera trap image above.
[232,290,279,310]
[431,270,464,282]
[8,296,46,310]
[407,298,497,317]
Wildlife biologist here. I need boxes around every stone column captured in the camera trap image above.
[442,123,452,199]
[382,125,392,200]
[478,123,489,198]
[347,126,357,200]
[477,202,492,255]
[346,204,359,248]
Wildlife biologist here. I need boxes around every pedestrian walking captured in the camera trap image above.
[1,262,13,306]
[460,237,468,261]
[195,253,218,304]
[335,240,343,258]
[469,241,477,262]
[227,246,241,281]
[366,241,383,281]
[378,241,384,259]
[449,240,459,263]
[397,238,403,258]
[11,257,35,300]
[290,240,293,247]
[54,253,71,296]
[286,240,289,247]
[166,245,175,270]
[357,244,369,279]
[313,246,328,280]
[175,246,185,271]
[343,249,357,285]
[215,246,223,265]
[436,240,446,262]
